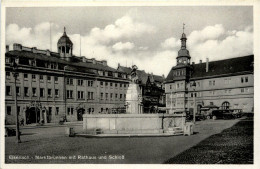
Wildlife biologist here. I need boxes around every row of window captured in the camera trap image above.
[100,92,126,100]
[100,81,128,88]
[168,76,250,90]
[6,86,60,97]
[167,88,251,99]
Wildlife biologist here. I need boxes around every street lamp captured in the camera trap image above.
[191,81,196,123]
[11,56,21,143]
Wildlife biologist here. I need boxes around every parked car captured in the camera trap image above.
[211,109,235,120]
[230,109,243,118]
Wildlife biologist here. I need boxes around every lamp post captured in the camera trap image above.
[11,56,21,143]
[191,81,196,123]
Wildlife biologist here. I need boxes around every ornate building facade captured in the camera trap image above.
[165,31,254,114]
[117,65,166,113]
[5,28,131,124]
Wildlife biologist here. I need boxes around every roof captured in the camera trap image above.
[6,50,118,73]
[166,55,254,82]
[118,65,164,85]
[58,31,73,45]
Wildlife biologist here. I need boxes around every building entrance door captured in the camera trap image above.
[26,107,40,124]
[77,108,85,121]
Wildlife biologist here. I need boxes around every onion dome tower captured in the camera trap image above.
[57,27,73,61]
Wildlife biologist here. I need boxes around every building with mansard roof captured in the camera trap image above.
[5,28,131,125]
[165,30,254,115]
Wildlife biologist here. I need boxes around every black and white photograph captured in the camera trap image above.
[1,1,259,168]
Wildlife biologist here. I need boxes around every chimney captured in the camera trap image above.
[13,43,22,51]
[118,63,120,68]
[206,58,209,72]
[32,47,37,53]
[46,49,51,56]
[102,60,107,66]
[6,45,9,52]
[199,60,202,64]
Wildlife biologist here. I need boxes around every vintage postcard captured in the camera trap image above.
[1,1,259,169]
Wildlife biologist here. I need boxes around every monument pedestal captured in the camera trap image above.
[125,82,143,114]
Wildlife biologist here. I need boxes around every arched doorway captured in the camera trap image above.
[26,107,40,124]
[222,101,230,110]
[77,108,85,121]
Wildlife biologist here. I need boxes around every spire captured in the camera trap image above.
[181,23,187,49]
[63,27,66,35]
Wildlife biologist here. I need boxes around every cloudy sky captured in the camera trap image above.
[6,6,253,76]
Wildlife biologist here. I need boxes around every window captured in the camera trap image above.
[170,85,172,90]
[6,72,10,79]
[6,86,11,96]
[120,94,122,100]
[16,87,20,96]
[17,106,20,115]
[245,77,248,83]
[115,94,118,99]
[110,82,113,87]
[177,83,179,88]
[77,79,83,86]
[77,91,84,99]
[24,74,28,79]
[124,84,126,88]
[105,82,108,86]
[67,107,74,115]
[32,88,37,96]
[40,88,45,97]
[241,88,245,93]
[222,102,230,110]
[56,107,59,115]
[100,93,103,100]
[124,94,126,99]
[100,81,103,86]
[120,84,122,87]
[110,93,113,99]
[24,87,29,96]
[49,107,52,115]
[115,83,118,87]
[40,75,44,81]
[66,90,73,99]
[212,80,215,86]
[55,77,58,82]
[48,89,52,97]
[210,102,214,105]
[105,93,108,100]
[7,106,11,115]
[47,76,51,81]
[241,77,244,83]
[91,92,94,100]
[88,80,94,87]
[6,58,10,63]
[55,89,59,97]
[32,74,36,80]
[67,78,73,85]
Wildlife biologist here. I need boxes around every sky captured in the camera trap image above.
[5,6,253,76]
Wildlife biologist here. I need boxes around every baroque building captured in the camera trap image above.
[5,28,131,124]
[165,30,254,114]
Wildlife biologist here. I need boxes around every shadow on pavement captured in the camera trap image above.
[164,117,254,164]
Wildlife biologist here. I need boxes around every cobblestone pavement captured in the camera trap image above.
[5,118,249,164]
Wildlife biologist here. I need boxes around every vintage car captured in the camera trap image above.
[211,109,235,120]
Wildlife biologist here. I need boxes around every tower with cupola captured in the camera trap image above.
[57,27,73,61]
